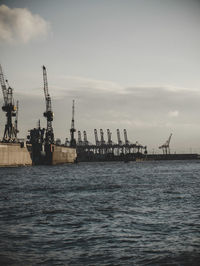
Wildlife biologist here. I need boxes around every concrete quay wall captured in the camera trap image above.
[52,145,77,165]
[0,143,32,167]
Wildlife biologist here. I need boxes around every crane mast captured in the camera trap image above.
[70,100,76,147]
[0,65,17,142]
[42,66,54,144]
[14,100,19,139]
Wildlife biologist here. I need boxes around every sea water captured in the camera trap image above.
[0,161,200,265]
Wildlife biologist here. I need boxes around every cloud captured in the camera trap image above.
[0,5,50,44]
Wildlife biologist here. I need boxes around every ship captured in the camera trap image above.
[26,66,77,165]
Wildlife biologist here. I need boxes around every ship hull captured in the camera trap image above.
[30,143,77,165]
[0,142,32,167]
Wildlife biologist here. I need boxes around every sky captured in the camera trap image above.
[0,0,200,153]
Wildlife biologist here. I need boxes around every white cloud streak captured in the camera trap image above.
[0,5,50,44]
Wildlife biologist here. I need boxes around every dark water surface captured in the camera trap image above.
[0,160,200,265]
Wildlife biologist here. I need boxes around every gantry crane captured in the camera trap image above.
[94,129,100,146]
[70,100,76,147]
[100,129,105,145]
[42,66,54,145]
[0,65,17,142]
[159,133,172,154]
[124,129,129,145]
[117,129,122,145]
[107,129,112,145]
[83,130,89,146]
[77,130,83,145]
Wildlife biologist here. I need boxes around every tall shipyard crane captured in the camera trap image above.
[0,65,17,142]
[70,100,76,147]
[159,133,172,155]
[42,66,54,144]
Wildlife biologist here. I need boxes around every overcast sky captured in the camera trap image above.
[0,0,200,153]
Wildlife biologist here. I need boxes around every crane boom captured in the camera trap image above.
[0,64,8,105]
[43,66,49,101]
[42,66,54,144]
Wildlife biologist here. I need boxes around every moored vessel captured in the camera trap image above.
[27,66,77,165]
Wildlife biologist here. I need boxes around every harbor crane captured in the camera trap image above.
[124,129,129,145]
[14,100,19,140]
[83,130,89,145]
[100,129,105,145]
[42,65,54,144]
[70,100,76,147]
[107,129,112,145]
[77,130,83,145]
[159,133,172,155]
[94,129,100,146]
[117,129,122,145]
[0,65,17,142]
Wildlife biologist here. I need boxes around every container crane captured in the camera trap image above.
[83,130,89,145]
[94,129,100,146]
[159,133,172,154]
[117,129,122,145]
[77,130,83,145]
[70,100,76,147]
[100,129,105,145]
[124,129,129,145]
[42,65,54,145]
[107,129,112,145]
[0,65,17,142]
